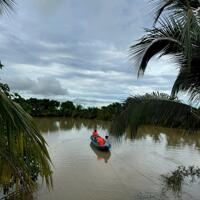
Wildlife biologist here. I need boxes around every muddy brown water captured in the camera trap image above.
[33,118,200,200]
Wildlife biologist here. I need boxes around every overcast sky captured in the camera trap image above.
[0,0,179,107]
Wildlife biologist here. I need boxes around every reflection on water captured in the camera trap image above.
[34,117,110,134]
[34,118,200,200]
[122,125,200,150]
[35,117,200,150]
[90,143,111,163]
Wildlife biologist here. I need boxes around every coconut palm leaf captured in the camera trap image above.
[130,7,200,101]
[0,89,52,195]
[151,0,200,68]
[130,17,183,76]
[0,0,15,15]
[171,56,200,102]
[152,0,200,24]
[111,93,200,138]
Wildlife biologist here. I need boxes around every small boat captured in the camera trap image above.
[90,143,111,163]
[90,136,111,151]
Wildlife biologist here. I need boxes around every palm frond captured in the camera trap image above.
[152,0,174,24]
[172,56,200,103]
[130,17,183,76]
[152,0,200,24]
[151,0,200,70]
[111,93,200,138]
[130,8,200,101]
[0,90,53,194]
[0,0,15,15]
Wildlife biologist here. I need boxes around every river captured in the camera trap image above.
[34,118,200,200]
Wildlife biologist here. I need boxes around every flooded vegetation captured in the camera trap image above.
[163,166,200,195]
[33,118,200,200]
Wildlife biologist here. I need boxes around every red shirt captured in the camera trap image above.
[97,137,105,146]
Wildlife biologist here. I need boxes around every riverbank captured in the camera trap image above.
[13,94,122,121]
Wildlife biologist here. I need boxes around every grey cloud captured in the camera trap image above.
[31,77,68,96]
[6,76,68,96]
[0,0,179,106]
[9,77,35,91]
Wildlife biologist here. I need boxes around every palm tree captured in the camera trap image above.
[0,0,52,197]
[0,90,52,194]
[111,0,200,136]
[130,0,200,101]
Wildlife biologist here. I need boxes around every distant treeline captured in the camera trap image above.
[13,94,123,121]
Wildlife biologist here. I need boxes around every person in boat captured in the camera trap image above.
[92,129,99,138]
[105,135,109,140]
[105,135,109,144]
[97,136,105,146]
